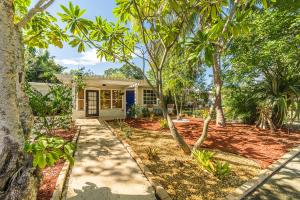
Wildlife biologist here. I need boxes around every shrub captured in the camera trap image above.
[192,150,215,173]
[192,150,231,178]
[159,119,168,129]
[146,147,159,160]
[214,160,231,178]
[25,136,75,169]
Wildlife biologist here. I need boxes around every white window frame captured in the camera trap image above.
[143,89,157,105]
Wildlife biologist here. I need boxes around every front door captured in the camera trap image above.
[86,90,99,117]
[126,90,135,112]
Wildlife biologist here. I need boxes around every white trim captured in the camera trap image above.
[142,89,158,106]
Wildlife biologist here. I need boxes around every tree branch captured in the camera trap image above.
[132,0,158,68]
[16,0,54,28]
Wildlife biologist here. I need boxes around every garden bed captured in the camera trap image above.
[108,120,261,200]
[37,126,77,200]
[126,118,300,168]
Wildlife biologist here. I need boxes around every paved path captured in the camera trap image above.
[66,119,156,200]
[246,153,300,200]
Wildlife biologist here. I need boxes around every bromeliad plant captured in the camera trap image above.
[192,150,231,178]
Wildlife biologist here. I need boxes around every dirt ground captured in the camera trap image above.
[37,126,76,200]
[126,118,300,169]
[109,120,261,200]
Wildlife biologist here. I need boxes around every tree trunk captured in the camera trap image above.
[192,103,215,151]
[174,93,181,120]
[212,53,225,127]
[158,77,190,154]
[0,1,37,199]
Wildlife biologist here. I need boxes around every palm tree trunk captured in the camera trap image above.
[212,53,225,127]
[0,2,37,199]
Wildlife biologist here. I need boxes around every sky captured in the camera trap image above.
[32,0,212,83]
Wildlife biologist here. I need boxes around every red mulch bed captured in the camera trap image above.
[125,118,300,169]
[37,127,76,200]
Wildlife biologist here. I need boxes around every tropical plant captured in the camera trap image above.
[26,83,72,135]
[214,160,231,178]
[193,150,215,173]
[192,150,231,178]
[25,136,75,169]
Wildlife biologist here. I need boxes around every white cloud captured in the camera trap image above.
[55,49,106,66]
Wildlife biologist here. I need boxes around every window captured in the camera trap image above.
[143,89,157,105]
[77,89,84,110]
[100,90,111,109]
[100,90,123,109]
[112,90,122,108]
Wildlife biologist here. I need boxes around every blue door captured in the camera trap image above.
[126,90,135,113]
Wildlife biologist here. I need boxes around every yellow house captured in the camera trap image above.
[55,74,158,120]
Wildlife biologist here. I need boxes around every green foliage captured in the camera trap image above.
[26,83,72,135]
[192,150,231,178]
[127,105,149,118]
[214,160,231,179]
[104,64,144,80]
[26,84,72,116]
[225,6,300,127]
[25,48,65,83]
[25,136,75,169]
[70,67,92,91]
[159,119,168,129]
[223,87,258,124]
[193,150,215,173]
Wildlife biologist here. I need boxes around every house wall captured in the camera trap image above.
[73,85,127,120]
[136,86,159,107]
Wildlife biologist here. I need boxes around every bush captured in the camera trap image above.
[214,160,231,178]
[127,105,150,118]
[25,136,75,169]
[223,87,258,124]
[26,84,72,134]
[193,150,215,173]
[159,119,168,129]
[192,150,231,178]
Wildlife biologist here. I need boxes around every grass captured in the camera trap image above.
[108,120,260,200]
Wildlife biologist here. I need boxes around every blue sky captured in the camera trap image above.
[33,0,212,83]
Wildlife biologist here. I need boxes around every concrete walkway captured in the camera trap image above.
[66,119,156,200]
[246,153,300,200]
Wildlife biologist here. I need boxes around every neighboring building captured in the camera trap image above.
[54,74,158,120]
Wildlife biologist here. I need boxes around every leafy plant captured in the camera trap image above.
[25,136,75,169]
[146,147,159,160]
[214,160,231,178]
[192,150,231,178]
[159,119,168,129]
[26,83,72,134]
[192,150,215,174]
